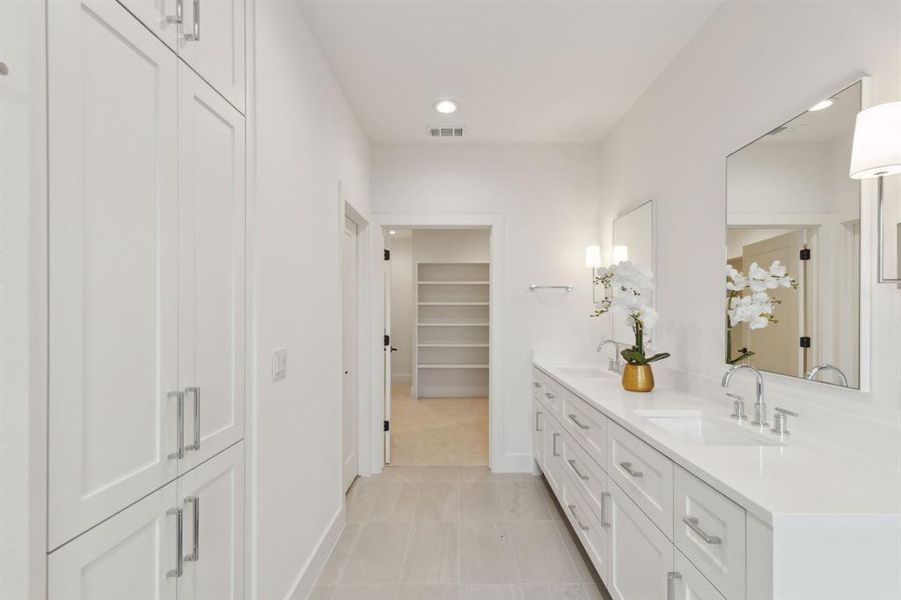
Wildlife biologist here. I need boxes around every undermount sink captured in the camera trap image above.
[557,366,610,378]
[633,409,781,446]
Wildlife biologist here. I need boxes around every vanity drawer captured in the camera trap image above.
[562,472,610,583]
[674,466,746,600]
[531,369,545,401]
[537,374,563,417]
[608,422,674,538]
[562,393,608,465]
[562,431,609,523]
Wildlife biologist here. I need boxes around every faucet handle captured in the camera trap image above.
[771,407,797,436]
[774,407,798,417]
[727,393,745,421]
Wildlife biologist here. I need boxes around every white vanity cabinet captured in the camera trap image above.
[116,0,180,49]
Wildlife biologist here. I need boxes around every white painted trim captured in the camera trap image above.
[285,508,345,600]
[392,374,412,384]
[370,214,506,472]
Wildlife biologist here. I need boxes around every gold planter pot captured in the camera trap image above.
[622,364,655,392]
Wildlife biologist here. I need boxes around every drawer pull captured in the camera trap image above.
[567,459,588,481]
[682,516,722,545]
[601,492,611,529]
[667,571,682,600]
[552,433,560,457]
[535,411,543,432]
[567,414,589,430]
[619,461,643,478]
[545,391,555,400]
[533,381,541,388]
[567,504,589,532]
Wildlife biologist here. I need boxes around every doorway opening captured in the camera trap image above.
[385,228,490,466]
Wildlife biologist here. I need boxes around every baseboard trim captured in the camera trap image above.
[286,507,344,600]
[491,453,535,473]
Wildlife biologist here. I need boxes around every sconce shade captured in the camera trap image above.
[585,245,602,269]
[849,101,901,180]
[612,245,629,264]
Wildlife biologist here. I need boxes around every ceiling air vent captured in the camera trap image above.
[428,126,465,139]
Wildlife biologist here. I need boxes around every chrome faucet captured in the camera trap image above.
[597,339,625,374]
[805,364,849,387]
[721,364,767,427]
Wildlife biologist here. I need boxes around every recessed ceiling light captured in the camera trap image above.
[434,100,458,114]
[809,99,834,112]
[388,230,397,236]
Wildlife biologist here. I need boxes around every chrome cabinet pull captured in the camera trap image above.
[168,391,185,460]
[184,0,200,41]
[544,391,555,400]
[0,62,9,76]
[567,414,589,430]
[184,496,200,562]
[552,433,560,457]
[166,0,183,23]
[619,461,643,478]
[185,386,201,452]
[167,507,184,578]
[533,381,541,388]
[535,411,543,432]
[567,459,588,481]
[567,504,589,531]
[666,571,681,600]
[682,516,722,544]
[600,492,611,529]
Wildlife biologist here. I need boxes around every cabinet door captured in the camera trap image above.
[48,480,179,600]
[606,481,674,600]
[177,443,245,600]
[48,0,179,549]
[534,402,545,467]
[178,63,246,474]
[543,416,564,493]
[178,0,245,112]
[116,0,179,49]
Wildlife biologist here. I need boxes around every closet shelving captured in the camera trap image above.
[414,262,490,399]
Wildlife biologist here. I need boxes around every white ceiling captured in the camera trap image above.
[298,1,721,144]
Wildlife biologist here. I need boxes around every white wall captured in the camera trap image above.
[389,235,413,383]
[372,144,605,469]
[251,1,370,598]
[597,0,901,459]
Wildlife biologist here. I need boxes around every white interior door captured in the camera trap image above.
[48,480,179,600]
[343,218,359,491]
[177,443,245,600]
[47,0,179,549]
[383,242,393,464]
[177,0,245,112]
[178,61,246,474]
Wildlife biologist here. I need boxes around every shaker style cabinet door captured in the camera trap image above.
[177,63,246,474]
[177,0,246,112]
[533,403,545,467]
[48,480,179,600]
[116,0,179,49]
[177,443,245,600]
[47,0,179,550]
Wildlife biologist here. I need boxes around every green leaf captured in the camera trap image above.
[620,348,647,365]
[645,352,671,363]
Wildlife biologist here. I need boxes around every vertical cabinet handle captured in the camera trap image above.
[184,496,200,562]
[166,0,183,23]
[535,411,543,432]
[667,571,681,600]
[168,391,185,460]
[167,508,184,578]
[185,386,201,452]
[184,0,200,41]
[552,433,560,457]
[600,492,611,529]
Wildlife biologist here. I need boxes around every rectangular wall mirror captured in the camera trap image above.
[612,199,655,344]
[726,79,865,389]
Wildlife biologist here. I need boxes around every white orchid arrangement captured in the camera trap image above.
[725,261,797,364]
[592,261,670,366]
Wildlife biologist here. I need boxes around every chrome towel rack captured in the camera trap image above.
[529,284,574,292]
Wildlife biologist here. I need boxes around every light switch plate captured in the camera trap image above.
[272,348,287,382]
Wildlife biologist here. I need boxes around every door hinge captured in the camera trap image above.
[384,334,390,347]
[384,420,390,432]
[799,336,811,348]
[384,249,391,260]
[799,247,811,261]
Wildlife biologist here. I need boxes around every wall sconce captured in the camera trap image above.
[849,101,901,282]
[585,245,602,304]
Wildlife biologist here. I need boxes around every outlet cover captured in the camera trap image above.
[272,348,287,382]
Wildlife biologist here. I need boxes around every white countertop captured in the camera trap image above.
[533,355,901,526]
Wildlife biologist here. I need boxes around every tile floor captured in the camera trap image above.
[390,385,488,467]
[311,466,610,600]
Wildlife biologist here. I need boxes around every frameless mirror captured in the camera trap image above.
[612,200,655,344]
[726,80,863,389]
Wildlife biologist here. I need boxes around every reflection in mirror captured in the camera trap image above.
[726,81,862,389]
[612,200,655,344]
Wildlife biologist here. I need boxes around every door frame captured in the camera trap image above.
[370,214,506,473]
[340,195,373,482]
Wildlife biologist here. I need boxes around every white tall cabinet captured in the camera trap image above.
[45,0,246,596]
